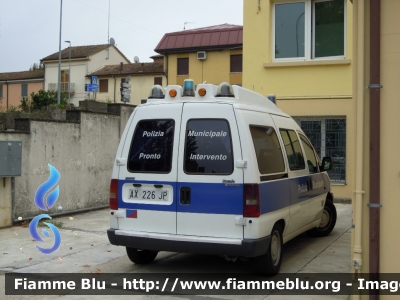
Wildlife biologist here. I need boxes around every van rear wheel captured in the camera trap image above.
[307,200,337,237]
[126,247,158,264]
[254,223,283,276]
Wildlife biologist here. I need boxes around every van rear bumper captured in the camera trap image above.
[107,229,270,257]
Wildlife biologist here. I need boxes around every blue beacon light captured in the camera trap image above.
[183,79,195,97]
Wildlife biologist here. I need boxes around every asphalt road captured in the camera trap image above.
[0,203,352,300]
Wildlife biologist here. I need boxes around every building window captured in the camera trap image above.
[99,79,108,93]
[274,0,345,61]
[230,54,243,73]
[60,70,70,92]
[294,116,346,184]
[21,84,28,97]
[177,58,189,75]
[154,77,162,86]
[0,84,3,98]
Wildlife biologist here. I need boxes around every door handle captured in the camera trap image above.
[307,179,312,191]
[180,187,191,205]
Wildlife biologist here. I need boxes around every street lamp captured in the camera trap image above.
[65,40,71,104]
[57,0,63,104]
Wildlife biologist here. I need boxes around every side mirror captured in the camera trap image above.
[321,157,332,171]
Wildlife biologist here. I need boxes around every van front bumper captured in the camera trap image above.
[107,229,270,257]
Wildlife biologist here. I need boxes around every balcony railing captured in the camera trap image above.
[48,83,75,94]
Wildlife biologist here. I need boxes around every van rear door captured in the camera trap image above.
[176,103,244,239]
[117,103,183,234]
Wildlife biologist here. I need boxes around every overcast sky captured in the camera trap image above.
[0,0,243,73]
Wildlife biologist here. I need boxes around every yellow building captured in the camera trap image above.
[243,0,353,200]
[154,24,243,87]
[352,0,400,296]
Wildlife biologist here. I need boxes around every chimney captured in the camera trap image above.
[119,62,123,71]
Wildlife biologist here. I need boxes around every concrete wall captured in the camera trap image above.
[0,177,12,227]
[167,49,243,87]
[0,104,135,220]
[243,0,354,200]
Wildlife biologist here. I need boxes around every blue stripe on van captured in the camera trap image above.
[259,179,291,214]
[117,174,326,215]
[259,174,326,214]
[177,182,243,215]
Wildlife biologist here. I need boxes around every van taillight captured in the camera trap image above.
[243,184,260,218]
[110,179,118,210]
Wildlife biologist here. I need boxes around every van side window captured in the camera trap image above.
[249,126,285,174]
[184,119,233,175]
[128,119,175,173]
[279,129,306,170]
[299,134,319,173]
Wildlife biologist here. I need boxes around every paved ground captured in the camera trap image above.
[0,203,352,300]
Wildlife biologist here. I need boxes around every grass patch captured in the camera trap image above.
[38,220,64,228]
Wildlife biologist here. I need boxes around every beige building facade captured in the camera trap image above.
[41,45,130,106]
[87,58,166,106]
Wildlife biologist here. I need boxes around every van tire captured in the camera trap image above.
[254,223,283,276]
[307,200,337,237]
[126,247,158,264]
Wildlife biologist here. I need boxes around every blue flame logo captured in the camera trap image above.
[30,164,62,254]
[34,164,60,211]
[29,214,62,254]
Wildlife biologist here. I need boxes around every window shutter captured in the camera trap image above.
[21,84,28,97]
[230,55,243,73]
[99,79,108,93]
[177,58,189,75]
[154,77,162,86]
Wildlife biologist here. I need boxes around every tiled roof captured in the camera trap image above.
[155,24,243,53]
[0,69,44,81]
[87,62,164,77]
[41,44,130,63]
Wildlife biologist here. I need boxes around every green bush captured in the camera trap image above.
[21,90,69,112]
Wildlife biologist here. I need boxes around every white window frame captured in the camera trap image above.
[272,0,346,62]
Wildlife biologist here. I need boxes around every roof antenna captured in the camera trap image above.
[184,21,195,30]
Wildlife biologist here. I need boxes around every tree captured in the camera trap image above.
[29,62,44,71]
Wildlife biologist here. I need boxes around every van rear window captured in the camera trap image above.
[184,119,233,175]
[128,119,175,173]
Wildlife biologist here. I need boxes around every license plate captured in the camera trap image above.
[128,189,169,201]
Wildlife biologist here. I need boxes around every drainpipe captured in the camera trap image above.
[165,54,169,85]
[368,0,381,294]
[352,0,365,299]
[113,75,116,103]
[6,80,9,109]
[352,0,365,293]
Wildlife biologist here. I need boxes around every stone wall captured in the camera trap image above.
[0,103,135,219]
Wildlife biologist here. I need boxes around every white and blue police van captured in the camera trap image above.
[107,80,336,275]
